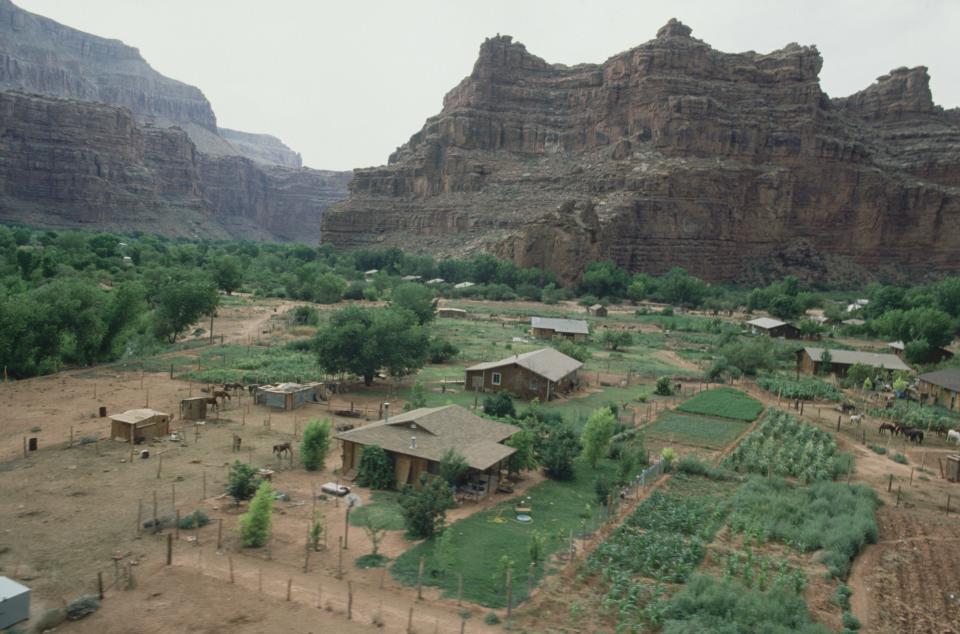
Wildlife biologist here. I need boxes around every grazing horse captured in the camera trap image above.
[223,382,245,394]
[232,434,242,452]
[894,424,913,437]
[906,429,924,444]
[212,389,231,405]
[850,414,863,426]
[878,422,896,436]
[273,442,292,459]
[948,429,960,446]
[204,396,219,411]
[245,384,259,395]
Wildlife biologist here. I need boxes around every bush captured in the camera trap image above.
[357,444,395,489]
[842,611,861,630]
[427,337,459,363]
[301,419,332,471]
[240,481,274,547]
[660,447,678,471]
[483,392,515,418]
[891,453,908,465]
[655,376,673,396]
[866,444,888,455]
[484,612,501,625]
[438,449,469,487]
[675,456,737,481]
[555,338,591,362]
[832,584,852,610]
[66,595,100,621]
[178,509,210,529]
[541,425,580,481]
[356,553,389,568]
[227,461,260,506]
[398,474,455,539]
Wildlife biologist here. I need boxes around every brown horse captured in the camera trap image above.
[232,434,242,452]
[223,382,245,394]
[212,389,231,404]
[273,442,292,459]
[878,422,896,436]
[204,396,219,411]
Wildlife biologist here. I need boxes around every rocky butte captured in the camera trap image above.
[0,0,350,241]
[322,19,960,284]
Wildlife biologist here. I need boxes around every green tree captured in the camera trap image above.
[404,381,428,410]
[308,511,324,551]
[904,339,933,365]
[656,268,708,307]
[356,445,395,489]
[768,295,803,320]
[594,476,613,506]
[601,330,633,351]
[212,256,244,295]
[427,337,458,363]
[581,407,617,468]
[239,481,274,547]
[541,425,580,481]
[438,449,470,487]
[313,273,346,304]
[398,474,455,539]
[483,392,516,418]
[528,531,548,568]
[314,306,429,385]
[505,429,538,476]
[555,339,591,362]
[227,461,260,507]
[153,274,219,343]
[362,515,388,557]
[580,260,629,299]
[844,363,871,389]
[434,526,457,575]
[300,419,331,471]
[390,282,436,324]
[660,447,678,471]
[655,376,673,396]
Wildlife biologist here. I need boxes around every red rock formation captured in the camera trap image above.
[322,20,960,284]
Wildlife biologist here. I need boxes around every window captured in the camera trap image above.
[491,372,502,386]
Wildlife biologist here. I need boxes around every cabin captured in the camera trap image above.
[888,341,954,364]
[918,368,960,411]
[588,304,608,317]
[0,576,30,630]
[334,405,518,496]
[465,348,583,401]
[454,281,475,289]
[110,409,171,444]
[796,347,912,378]
[746,317,801,339]
[255,383,323,410]
[530,317,590,341]
[179,396,209,421]
[437,307,468,319]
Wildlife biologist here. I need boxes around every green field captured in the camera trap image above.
[676,387,764,422]
[349,491,406,531]
[644,412,750,449]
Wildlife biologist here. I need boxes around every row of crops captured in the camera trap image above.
[756,373,842,402]
[675,386,764,422]
[867,399,959,432]
[723,409,853,483]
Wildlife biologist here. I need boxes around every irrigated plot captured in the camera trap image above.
[644,412,750,449]
[676,387,764,421]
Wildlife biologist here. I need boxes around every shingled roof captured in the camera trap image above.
[466,348,583,383]
[803,347,912,372]
[919,368,960,393]
[333,405,518,471]
[530,316,589,335]
[747,317,788,330]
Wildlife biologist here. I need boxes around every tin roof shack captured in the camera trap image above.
[110,409,171,444]
[531,317,590,341]
[888,340,955,364]
[746,317,801,339]
[466,348,583,401]
[588,304,607,317]
[437,307,468,319]
[918,368,960,411]
[0,576,30,630]
[179,396,208,421]
[797,347,912,379]
[256,383,322,411]
[335,405,518,495]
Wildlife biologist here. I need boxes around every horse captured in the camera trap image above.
[212,389,231,404]
[223,382,244,394]
[245,384,259,395]
[204,396,219,411]
[850,414,863,426]
[232,434,242,452]
[905,429,924,444]
[878,422,896,436]
[948,429,960,446]
[894,424,913,437]
[273,442,292,459]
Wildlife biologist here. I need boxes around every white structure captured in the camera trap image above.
[454,281,475,289]
[0,576,30,630]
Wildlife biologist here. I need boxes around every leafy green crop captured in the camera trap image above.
[677,387,764,421]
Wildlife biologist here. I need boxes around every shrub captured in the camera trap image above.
[676,456,737,481]
[842,611,861,630]
[832,584,852,610]
[483,392,515,418]
[484,612,501,625]
[581,407,617,468]
[227,461,260,506]
[655,376,673,396]
[891,453,908,465]
[239,481,274,547]
[555,338,591,362]
[541,425,580,481]
[357,444,394,489]
[866,444,887,455]
[178,509,210,529]
[356,553,389,568]
[301,419,331,471]
[660,447,678,471]
[428,337,459,363]
[66,596,100,621]
[438,449,469,487]
[398,474,455,539]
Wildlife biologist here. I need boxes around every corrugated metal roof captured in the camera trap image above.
[466,347,583,382]
[803,348,912,372]
[919,368,960,392]
[0,575,30,599]
[530,316,590,335]
[109,409,168,424]
[333,405,518,471]
[747,317,788,330]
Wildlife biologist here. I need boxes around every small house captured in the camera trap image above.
[256,383,322,410]
[918,368,960,411]
[888,341,954,364]
[179,396,208,421]
[796,347,911,378]
[426,278,445,285]
[530,317,590,341]
[454,281,475,289]
[400,275,423,282]
[110,409,171,444]
[334,404,518,495]
[746,317,800,339]
[0,577,30,630]
[588,304,608,317]
[465,348,583,401]
[437,307,468,319]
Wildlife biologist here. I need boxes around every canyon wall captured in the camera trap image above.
[322,19,960,283]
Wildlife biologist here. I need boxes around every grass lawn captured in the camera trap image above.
[677,387,764,422]
[390,459,615,608]
[349,491,406,531]
[644,412,750,450]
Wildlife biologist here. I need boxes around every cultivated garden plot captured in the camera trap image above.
[675,387,764,422]
[643,412,750,451]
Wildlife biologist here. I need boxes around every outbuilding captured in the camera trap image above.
[255,383,322,411]
[796,348,912,378]
[746,317,800,339]
[918,368,960,411]
[179,396,208,421]
[110,409,171,444]
[0,576,30,630]
[437,307,468,319]
[465,347,582,401]
[588,304,608,317]
[530,317,590,341]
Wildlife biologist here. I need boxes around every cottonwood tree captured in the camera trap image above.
[398,474,454,539]
[152,274,219,343]
[581,407,617,468]
[240,481,274,547]
[300,419,331,471]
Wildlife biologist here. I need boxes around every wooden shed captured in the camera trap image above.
[110,409,171,444]
[588,304,607,317]
[943,455,960,483]
[179,396,208,421]
[0,576,30,630]
[256,383,322,410]
[437,307,468,319]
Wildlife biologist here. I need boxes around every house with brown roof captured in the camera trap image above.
[746,317,801,339]
[588,304,607,317]
[796,347,912,378]
[918,368,960,411]
[531,317,590,341]
[334,405,519,494]
[465,348,583,401]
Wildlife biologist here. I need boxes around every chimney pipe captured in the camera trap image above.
[383,402,390,422]
[410,436,417,449]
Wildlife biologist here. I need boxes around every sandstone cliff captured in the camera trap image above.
[322,20,960,284]
[0,91,349,241]
[0,0,303,169]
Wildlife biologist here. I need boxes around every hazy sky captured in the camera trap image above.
[15,0,960,170]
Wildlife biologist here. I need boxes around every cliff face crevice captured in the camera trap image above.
[322,19,960,283]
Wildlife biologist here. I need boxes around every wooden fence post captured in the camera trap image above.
[506,568,513,617]
[286,578,292,601]
[166,533,172,565]
[417,556,425,599]
[229,556,234,583]
[137,499,142,534]
[407,607,414,634]
[98,572,104,599]
[347,581,353,620]
[218,518,223,550]
[175,510,180,539]
[337,536,343,578]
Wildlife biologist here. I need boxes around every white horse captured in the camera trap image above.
[947,429,960,446]
[850,414,863,426]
